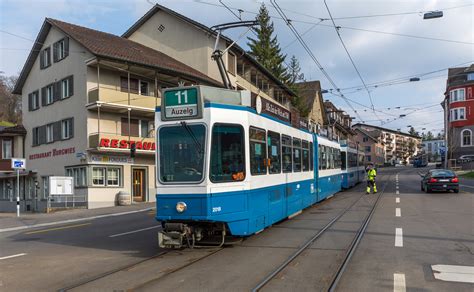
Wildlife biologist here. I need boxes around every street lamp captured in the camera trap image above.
[423,11,443,19]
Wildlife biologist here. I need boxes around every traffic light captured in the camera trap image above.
[130,142,136,158]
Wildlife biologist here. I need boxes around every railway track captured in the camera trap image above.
[57,247,224,292]
[252,173,393,292]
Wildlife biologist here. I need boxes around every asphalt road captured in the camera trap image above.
[0,167,472,291]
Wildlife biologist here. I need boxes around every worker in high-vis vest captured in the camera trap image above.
[366,163,377,194]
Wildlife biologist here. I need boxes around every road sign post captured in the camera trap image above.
[11,158,26,217]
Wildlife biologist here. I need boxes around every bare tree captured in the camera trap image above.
[0,74,22,124]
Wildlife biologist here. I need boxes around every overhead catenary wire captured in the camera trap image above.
[270,0,365,122]
[323,0,382,124]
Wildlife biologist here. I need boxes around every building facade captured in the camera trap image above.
[353,124,422,164]
[0,126,28,212]
[443,65,474,163]
[323,100,355,142]
[422,139,445,162]
[353,128,385,167]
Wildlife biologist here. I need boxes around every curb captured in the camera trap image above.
[0,207,155,234]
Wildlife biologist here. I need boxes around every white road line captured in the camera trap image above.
[396,190,400,195]
[395,228,403,247]
[396,186,399,189]
[109,226,161,238]
[396,197,400,203]
[431,265,474,283]
[0,207,155,234]
[396,208,401,217]
[0,253,26,260]
[460,184,474,189]
[393,273,406,292]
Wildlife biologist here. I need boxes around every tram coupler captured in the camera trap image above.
[158,223,193,249]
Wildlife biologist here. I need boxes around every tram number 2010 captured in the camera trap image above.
[212,206,222,213]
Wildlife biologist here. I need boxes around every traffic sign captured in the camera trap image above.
[11,158,26,170]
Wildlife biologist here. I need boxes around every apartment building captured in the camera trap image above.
[353,124,422,164]
[353,128,385,167]
[443,65,474,162]
[0,125,27,212]
[422,139,445,162]
[323,100,355,142]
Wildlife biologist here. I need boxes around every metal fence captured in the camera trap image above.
[47,194,87,211]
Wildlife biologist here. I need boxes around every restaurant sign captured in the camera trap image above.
[255,96,291,123]
[99,138,156,151]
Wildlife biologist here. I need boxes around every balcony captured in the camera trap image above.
[88,132,155,156]
[87,87,158,116]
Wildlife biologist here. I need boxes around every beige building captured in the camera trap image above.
[12,4,324,211]
[353,124,422,165]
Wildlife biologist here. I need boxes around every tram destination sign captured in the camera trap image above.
[162,87,201,120]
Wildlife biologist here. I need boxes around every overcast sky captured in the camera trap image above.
[1,0,473,134]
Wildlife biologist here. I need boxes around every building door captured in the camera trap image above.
[132,168,146,202]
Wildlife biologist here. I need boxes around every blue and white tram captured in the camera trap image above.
[155,86,341,248]
[340,144,365,189]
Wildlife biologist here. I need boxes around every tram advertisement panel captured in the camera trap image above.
[162,87,201,120]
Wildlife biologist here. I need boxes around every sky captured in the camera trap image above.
[0,0,473,135]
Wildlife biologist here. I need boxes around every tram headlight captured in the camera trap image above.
[176,202,187,213]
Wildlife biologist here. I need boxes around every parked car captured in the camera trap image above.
[420,169,459,193]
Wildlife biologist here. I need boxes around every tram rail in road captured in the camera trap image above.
[252,173,394,292]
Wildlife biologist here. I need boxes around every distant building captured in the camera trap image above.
[353,128,385,167]
[353,124,422,164]
[0,125,27,212]
[295,81,328,134]
[422,139,445,162]
[442,65,474,163]
[323,100,355,142]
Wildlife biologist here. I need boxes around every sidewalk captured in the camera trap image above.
[0,202,155,233]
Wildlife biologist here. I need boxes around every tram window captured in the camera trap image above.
[302,140,309,172]
[318,145,322,170]
[293,138,302,172]
[321,145,326,170]
[282,135,292,173]
[349,153,358,168]
[210,124,245,183]
[329,147,334,169]
[267,131,281,174]
[310,142,314,171]
[250,127,267,175]
[159,124,206,183]
[341,151,347,170]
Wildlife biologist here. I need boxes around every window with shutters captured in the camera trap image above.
[120,77,139,94]
[28,90,40,111]
[61,79,69,99]
[228,52,236,76]
[46,84,54,105]
[61,118,73,140]
[121,117,139,137]
[46,124,54,143]
[53,38,69,62]
[32,127,40,146]
[40,47,51,69]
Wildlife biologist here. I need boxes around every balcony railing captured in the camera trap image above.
[88,87,158,109]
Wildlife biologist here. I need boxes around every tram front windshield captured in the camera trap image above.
[159,124,206,183]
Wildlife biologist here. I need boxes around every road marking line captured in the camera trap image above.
[0,207,155,234]
[109,226,161,238]
[396,190,399,195]
[460,184,474,189]
[24,223,91,235]
[0,253,26,260]
[396,197,400,203]
[396,186,399,189]
[395,228,403,247]
[393,273,406,292]
[431,265,474,283]
[396,208,401,217]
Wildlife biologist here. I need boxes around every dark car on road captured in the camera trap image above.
[421,169,459,193]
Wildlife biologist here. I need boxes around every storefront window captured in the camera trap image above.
[92,167,105,186]
[107,168,120,186]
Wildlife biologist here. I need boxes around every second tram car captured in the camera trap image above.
[340,143,365,189]
[155,86,343,248]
